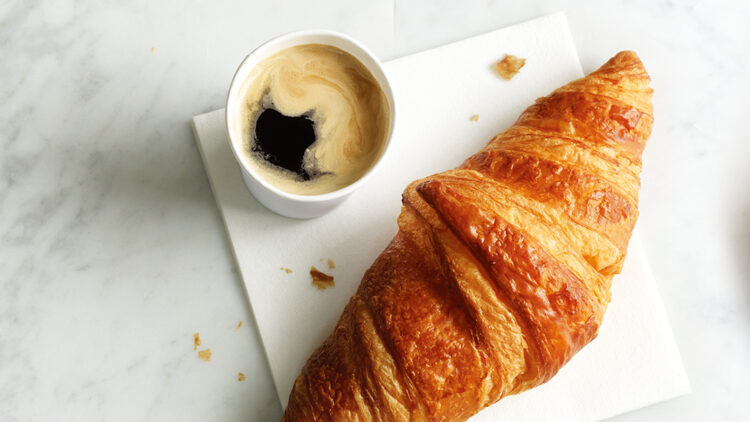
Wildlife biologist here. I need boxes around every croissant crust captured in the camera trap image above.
[282,51,653,422]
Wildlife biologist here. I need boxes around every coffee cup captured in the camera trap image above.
[226,30,396,219]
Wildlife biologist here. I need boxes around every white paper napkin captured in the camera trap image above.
[192,13,690,421]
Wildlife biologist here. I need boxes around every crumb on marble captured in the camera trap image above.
[494,55,526,80]
[198,349,212,361]
[327,259,335,269]
[193,333,201,350]
[470,114,479,122]
[280,267,293,274]
[238,372,246,382]
[236,321,243,329]
[151,46,155,53]
[310,266,335,290]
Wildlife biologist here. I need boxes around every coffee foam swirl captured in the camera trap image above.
[236,44,390,195]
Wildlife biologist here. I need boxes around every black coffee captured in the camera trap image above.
[252,108,317,180]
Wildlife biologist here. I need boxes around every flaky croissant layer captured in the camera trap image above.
[283,51,653,422]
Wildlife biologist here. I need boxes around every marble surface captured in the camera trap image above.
[1,0,748,420]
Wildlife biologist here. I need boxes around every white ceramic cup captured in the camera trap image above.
[225,30,396,219]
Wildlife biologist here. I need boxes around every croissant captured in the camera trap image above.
[282,51,653,422]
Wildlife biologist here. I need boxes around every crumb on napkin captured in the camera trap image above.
[310,266,335,290]
[198,349,212,361]
[236,321,243,329]
[280,267,292,274]
[495,55,526,80]
[193,333,201,350]
[238,372,246,382]
[470,114,479,122]
[327,259,335,269]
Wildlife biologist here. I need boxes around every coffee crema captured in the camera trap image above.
[235,44,390,195]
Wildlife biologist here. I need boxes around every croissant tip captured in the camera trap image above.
[614,50,642,62]
[599,50,648,75]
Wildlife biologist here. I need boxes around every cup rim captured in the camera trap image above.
[225,29,396,203]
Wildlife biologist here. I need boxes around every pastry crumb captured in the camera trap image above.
[310,266,335,290]
[238,372,246,382]
[494,55,526,80]
[470,114,479,122]
[280,267,293,274]
[327,259,335,269]
[236,321,243,329]
[193,333,201,350]
[198,349,212,361]
[150,46,155,53]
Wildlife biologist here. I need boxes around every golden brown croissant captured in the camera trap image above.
[282,51,653,422]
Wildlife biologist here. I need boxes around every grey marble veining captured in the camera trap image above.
[1,0,748,421]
